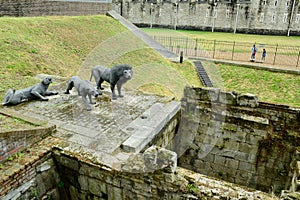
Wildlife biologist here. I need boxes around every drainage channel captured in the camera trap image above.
[193,60,213,87]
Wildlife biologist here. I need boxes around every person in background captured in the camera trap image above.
[250,44,258,61]
[261,48,266,62]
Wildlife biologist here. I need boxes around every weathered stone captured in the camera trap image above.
[237,93,259,108]
[238,161,255,172]
[78,175,89,191]
[219,91,237,105]
[59,155,79,171]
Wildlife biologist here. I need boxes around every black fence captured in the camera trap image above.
[152,36,300,68]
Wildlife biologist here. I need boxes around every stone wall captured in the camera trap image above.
[0,0,111,17]
[0,135,69,199]
[175,86,300,194]
[0,109,56,164]
[112,0,300,35]
[51,145,275,199]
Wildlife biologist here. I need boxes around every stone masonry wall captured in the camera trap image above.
[112,0,300,35]
[0,0,110,17]
[0,109,56,164]
[175,86,300,194]
[51,146,274,199]
[0,135,71,200]
[1,138,276,200]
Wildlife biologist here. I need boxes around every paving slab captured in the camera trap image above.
[1,83,180,167]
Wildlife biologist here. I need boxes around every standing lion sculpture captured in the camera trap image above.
[90,64,133,100]
[2,77,58,106]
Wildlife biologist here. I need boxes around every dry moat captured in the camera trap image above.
[0,80,299,199]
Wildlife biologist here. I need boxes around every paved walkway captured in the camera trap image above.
[3,78,180,168]
[107,10,177,59]
[192,57,300,75]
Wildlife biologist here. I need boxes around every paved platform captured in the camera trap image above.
[2,79,180,169]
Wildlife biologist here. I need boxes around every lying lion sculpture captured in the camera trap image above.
[90,64,133,100]
[2,77,58,106]
[64,76,100,111]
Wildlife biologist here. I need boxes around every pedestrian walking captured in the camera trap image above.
[250,44,258,61]
[261,48,266,62]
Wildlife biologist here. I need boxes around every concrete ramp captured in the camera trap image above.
[107,10,178,59]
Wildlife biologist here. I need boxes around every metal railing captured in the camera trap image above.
[152,36,300,68]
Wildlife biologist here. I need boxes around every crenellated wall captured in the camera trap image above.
[175,87,300,194]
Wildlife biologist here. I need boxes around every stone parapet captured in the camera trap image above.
[121,101,181,153]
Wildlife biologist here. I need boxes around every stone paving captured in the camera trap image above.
[3,79,180,168]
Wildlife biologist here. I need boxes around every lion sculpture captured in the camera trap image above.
[64,76,100,111]
[90,64,133,100]
[2,77,58,106]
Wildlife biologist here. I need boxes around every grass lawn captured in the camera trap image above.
[213,63,300,107]
[0,16,299,107]
[143,28,300,108]
[142,28,300,46]
[0,16,201,102]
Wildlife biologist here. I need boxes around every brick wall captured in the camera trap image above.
[0,0,111,17]
[0,109,56,164]
[175,87,300,193]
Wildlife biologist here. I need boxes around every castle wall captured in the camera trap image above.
[0,0,111,17]
[112,0,300,35]
[175,87,300,193]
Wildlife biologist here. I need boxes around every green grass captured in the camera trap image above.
[142,28,300,107]
[0,16,299,107]
[142,28,300,46]
[0,16,201,102]
[216,64,300,107]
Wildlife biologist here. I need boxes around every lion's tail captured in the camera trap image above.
[89,72,93,81]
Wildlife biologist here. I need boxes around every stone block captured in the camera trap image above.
[223,140,240,151]
[231,131,247,143]
[203,134,219,144]
[238,161,255,171]
[78,175,89,191]
[245,133,264,145]
[219,91,237,105]
[238,143,251,154]
[59,155,79,171]
[157,147,177,173]
[88,178,104,196]
[237,93,259,108]
[121,127,155,153]
[69,185,79,200]
[107,185,123,200]
[214,155,226,165]
[199,153,214,163]
[225,158,239,169]
[235,170,253,185]
[122,101,180,153]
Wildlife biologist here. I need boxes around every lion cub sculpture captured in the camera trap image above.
[2,77,58,106]
[64,76,100,111]
[90,64,133,100]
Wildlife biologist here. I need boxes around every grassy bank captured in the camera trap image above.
[142,28,300,107]
[142,28,300,46]
[0,16,201,101]
[207,62,300,107]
